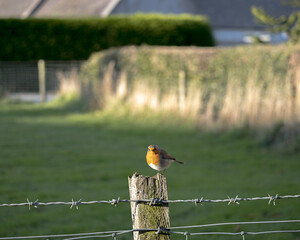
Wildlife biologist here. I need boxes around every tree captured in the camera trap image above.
[251,0,300,43]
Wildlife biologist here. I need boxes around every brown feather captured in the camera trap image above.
[160,148,176,160]
[174,159,184,164]
[160,148,184,164]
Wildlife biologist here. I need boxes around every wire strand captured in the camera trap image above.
[1,219,299,240]
[169,219,300,230]
[1,194,299,208]
[0,230,132,240]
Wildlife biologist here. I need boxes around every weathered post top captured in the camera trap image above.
[128,172,170,240]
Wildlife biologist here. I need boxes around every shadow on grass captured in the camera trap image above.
[2,96,300,154]
[0,96,89,118]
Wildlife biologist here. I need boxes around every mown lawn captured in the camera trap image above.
[0,101,299,240]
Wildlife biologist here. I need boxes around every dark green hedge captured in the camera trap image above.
[0,14,215,60]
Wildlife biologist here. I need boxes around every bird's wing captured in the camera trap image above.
[160,149,176,160]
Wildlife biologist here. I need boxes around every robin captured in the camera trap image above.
[146,145,184,171]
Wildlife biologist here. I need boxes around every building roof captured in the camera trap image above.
[34,0,119,17]
[0,0,295,29]
[0,0,37,18]
[0,0,120,18]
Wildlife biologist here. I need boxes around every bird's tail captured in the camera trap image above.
[174,159,184,164]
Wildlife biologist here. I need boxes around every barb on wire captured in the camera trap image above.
[70,199,82,210]
[0,194,299,209]
[193,197,203,206]
[228,195,240,205]
[149,197,163,206]
[268,194,279,205]
[26,198,39,210]
[110,197,120,206]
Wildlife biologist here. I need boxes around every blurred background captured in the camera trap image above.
[0,0,299,239]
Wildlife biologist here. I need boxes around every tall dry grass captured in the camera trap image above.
[75,46,300,148]
[88,63,300,131]
[57,69,81,97]
[58,47,300,149]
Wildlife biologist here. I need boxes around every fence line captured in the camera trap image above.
[0,194,299,209]
[0,60,84,93]
[0,220,299,240]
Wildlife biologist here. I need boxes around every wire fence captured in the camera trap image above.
[1,194,299,209]
[1,194,299,239]
[0,220,299,240]
[0,60,84,95]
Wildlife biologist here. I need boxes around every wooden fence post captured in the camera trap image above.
[289,51,300,120]
[38,59,46,102]
[128,172,170,240]
[179,71,186,114]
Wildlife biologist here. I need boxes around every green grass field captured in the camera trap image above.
[0,100,299,240]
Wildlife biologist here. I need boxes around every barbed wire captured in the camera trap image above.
[0,194,299,209]
[0,219,299,240]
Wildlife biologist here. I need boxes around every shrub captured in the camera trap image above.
[0,14,214,60]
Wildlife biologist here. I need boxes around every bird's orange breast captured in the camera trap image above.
[146,150,160,166]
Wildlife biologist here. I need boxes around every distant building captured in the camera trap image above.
[0,0,120,18]
[0,0,294,45]
[111,0,293,45]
